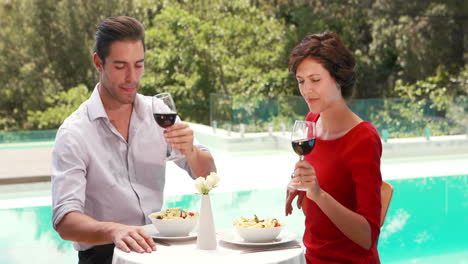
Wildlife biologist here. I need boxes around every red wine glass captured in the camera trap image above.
[152,92,183,161]
[289,120,316,191]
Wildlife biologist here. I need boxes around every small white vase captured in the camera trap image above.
[196,194,217,250]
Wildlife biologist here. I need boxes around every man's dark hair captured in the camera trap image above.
[289,32,356,99]
[94,16,145,64]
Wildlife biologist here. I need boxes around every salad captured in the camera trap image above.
[233,215,282,228]
[150,208,199,220]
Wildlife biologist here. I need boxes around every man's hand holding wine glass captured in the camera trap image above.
[164,122,197,157]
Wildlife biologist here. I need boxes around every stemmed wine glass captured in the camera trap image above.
[289,120,316,191]
[152,92,183,161]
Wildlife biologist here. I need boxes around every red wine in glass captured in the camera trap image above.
[153,113,177,128]
[291,138,315,156]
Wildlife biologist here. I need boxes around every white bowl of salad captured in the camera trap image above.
[233,215,283,242]
[148,208,199,237]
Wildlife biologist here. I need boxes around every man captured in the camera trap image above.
[51,16,216,264]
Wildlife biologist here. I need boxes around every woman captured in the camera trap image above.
[285,32,382,263]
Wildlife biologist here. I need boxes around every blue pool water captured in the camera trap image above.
[0,174,467,263]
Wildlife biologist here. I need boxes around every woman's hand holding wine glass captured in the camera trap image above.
[289,160,322,201]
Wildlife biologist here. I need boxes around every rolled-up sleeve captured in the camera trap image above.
[173,140,211,179]
[51,128,88,229]
[171,115,211,179]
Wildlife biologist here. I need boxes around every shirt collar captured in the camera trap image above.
[87,83,148,122]
[87,83,108,121]
[133,93,149,122]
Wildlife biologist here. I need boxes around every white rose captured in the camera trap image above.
[195,177,206,194]
[209,172,220,187]
[205,175,215,189]
[195,172,220,194]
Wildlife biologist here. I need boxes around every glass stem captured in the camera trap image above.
[165,129,172,157]
[167,143,171,157]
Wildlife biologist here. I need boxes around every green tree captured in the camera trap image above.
[1,0,465,135]
[262,0,466,99]
[0,0,142,131]
[393,65,468,135]
[369,0,467,95]
[140,0,290,125]
[27,85,91,129]
[0,0,57,130]
[252,0,379,98]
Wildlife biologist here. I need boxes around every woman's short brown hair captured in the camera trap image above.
[289,32,356,99]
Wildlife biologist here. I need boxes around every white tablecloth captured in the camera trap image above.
[112,226,305,264]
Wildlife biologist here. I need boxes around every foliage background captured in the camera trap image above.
[0,0,466,137]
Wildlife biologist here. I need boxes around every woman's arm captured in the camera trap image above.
[313,189,372,249]
[289,160,372,249]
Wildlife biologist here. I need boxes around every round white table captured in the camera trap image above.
[112,226,305,264]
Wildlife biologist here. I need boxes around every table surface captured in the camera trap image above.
[112,225,306,264]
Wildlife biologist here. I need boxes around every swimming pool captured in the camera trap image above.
[0,174,466,263]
